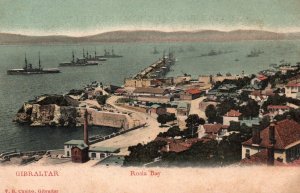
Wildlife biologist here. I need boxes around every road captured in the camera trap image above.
[91,96,169,155]
[189,96,207,119]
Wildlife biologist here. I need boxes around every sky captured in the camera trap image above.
[0,0,300,36]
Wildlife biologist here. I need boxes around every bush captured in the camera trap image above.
[96,95,109,105]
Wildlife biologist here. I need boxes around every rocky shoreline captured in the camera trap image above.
[14,82,107,127]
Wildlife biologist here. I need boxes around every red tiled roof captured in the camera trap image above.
[224,109,242,117]
[186,88,201,95]
[240,149,285,166]
[267,105,290,110]
[203,124,229,134]
[155,137,204,153]
[115,88,126,94]
[242,119,300,149]
[257,75,268,81]
[286,81,300,87]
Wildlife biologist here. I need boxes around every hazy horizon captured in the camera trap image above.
[1,0,300,36]
[2,27,300,38]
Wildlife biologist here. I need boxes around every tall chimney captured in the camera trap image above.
[267,122,276,166]
[252,124,261,144]
[84,109,89,145]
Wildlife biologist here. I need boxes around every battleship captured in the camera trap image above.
[7,53,60,75]
[59,51,98,67]
[199,49,233,57]
[247,49,264,57]
[85,49,107,62]
[99,49,123,58]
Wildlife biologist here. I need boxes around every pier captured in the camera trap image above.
[133,52,175,79]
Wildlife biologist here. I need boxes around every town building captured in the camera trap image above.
[70,143,89,163]
[132,87,169,97]
[242,118,300,163]
[267,105,291,118]
[132,87,171,103]
[124,79,153,88]
[223,109,242,126]
[64,140,88,158]
[201,124,229,140]
[176,102,190,116]
[285,81,300,99]
[180,88,203,100]
[88,146,120,160]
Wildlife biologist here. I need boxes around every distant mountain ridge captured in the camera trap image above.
[0,30,300,44]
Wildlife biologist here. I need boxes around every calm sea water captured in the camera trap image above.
[0,40,300,152]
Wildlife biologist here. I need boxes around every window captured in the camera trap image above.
[91,153,96,158]
[67,151,70,157]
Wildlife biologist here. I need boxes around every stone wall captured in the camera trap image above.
[89,109,130,130]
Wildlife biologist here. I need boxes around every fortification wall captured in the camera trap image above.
[89,110,130,130]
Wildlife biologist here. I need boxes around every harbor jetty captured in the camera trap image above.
[133,51,175,79]
[124,51,175,87]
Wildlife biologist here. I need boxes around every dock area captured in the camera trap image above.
[133,53,175,79]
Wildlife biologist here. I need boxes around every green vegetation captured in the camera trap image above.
[183,114,205,138]
[157,113,176,126]
[96,95,109,105]
[116,97,133,104]
[123,140,167,166]
[205,104,218,123]
[205,98,260,123]
[262,94,300,111]
[157,126,181,138]
[274,108,300,123]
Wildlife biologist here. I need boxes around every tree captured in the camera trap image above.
[124,140,167,166]
[185,114,205,137]
[205,104,217,123]
[158,126,182,138]
[239,99,260,118]
[216,98,237,116]
[157,114,168,126]
[96,95,109,105]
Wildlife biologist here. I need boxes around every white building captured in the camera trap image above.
[223,109,242,126]
[88,146,120,160]
[242,118,300,163]
[64,140,87,157]
[132,87,168,97]
[285,81,300,99]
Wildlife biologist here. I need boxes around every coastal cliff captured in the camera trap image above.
[13,82,132,129]
[14,95,82,127]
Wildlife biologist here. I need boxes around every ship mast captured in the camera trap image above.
[72,51,75,63]
[94,47,96,58]
[83,48,85,58]
[24,53,28,70]
[38,52,41,70]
